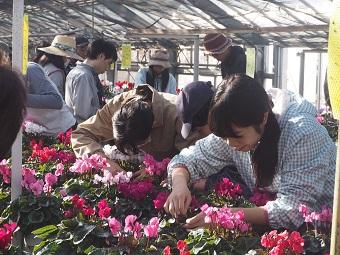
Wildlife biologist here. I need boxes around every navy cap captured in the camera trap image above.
[177,81,214,139]
[75,36,89,47]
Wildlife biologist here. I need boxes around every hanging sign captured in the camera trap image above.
[328,1,340,254]
[22,13,29,75]
[327,0,340,119]
[121,43,131,69]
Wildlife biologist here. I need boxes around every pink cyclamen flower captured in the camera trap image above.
[64,210,73,218]
[108,217,121,235]
[55,163,64,176]
[316,116,324,124]
[59,188,67,197]
[30,180,44,196]
[0,159,11,184]
[298,204,310,217]
[124,215,137,232]
[44,173,58,186]
[144,217,159,238]
[22,168,36,189]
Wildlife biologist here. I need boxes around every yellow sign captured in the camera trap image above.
[121,43,131,69]
[246,48,255,78]
[22,13,29,75]
[328,0,340,119]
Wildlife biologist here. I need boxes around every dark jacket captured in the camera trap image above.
[220,46,246,79]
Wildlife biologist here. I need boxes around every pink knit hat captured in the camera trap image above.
[203,33,232,55]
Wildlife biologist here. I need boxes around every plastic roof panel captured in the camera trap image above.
[0,0,332,48]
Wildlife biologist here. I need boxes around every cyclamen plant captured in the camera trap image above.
[0,223,17,251]
[0,128,334,254]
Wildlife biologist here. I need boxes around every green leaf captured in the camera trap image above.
[72,224,96,245]
[192,240,207,254]
[61,219,79,229]
[32,225,58,239]
[28,211,45,224]
[35,241,60,255]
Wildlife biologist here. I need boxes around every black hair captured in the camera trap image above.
[41,53,66,73]
[87,39,118,62]
[32,40,50,63]
[146,67,170,92]
[0,66,27,160]
[209,74,281,187]
[113,96,154,154]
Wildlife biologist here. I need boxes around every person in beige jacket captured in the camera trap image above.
[71,84,202,173]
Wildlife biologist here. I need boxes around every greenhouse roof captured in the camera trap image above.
[0,0,332,49]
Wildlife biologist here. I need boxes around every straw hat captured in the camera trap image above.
[38,35,83,61]
[149,50,171,68]
[203,33,232,55]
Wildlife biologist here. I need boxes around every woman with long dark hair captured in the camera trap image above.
[135,50,177,94]
[164,74,336,230]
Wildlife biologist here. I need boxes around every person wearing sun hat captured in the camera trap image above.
[203,33,246,79]
[36,35,83,97]
[135,49,177,94]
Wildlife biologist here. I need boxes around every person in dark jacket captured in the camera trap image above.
[203,33,246,79]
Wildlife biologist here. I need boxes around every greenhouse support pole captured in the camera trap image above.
[193,35,199,82]
[11,0,24,202]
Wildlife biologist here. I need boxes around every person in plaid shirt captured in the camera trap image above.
[164,74,336,230]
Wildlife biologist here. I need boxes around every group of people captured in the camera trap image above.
[0,32,336,232]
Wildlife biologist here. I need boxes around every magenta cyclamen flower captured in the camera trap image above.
[143,154,170,176]
[118,180,153,200]
[214,178,243,199]
[108,217,121,235]
[144,217,160,238]
[0,223,17,250]
[249,188,276,206]
[97,199,111,219]
[153,192,169,210]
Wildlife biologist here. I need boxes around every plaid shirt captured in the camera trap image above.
[168,89,336,229]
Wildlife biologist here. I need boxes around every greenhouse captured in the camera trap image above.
[0,0,339,254]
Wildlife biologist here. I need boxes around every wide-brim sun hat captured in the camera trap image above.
[38,35,83,61]
[149,50,171,69]
[203,33,232,55]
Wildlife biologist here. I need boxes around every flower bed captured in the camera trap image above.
[0,123,332,254]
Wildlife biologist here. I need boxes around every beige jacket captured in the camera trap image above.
[71,85,201,160]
